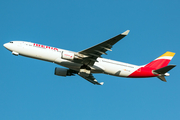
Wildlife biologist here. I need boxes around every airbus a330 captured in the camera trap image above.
[3,30,176,85]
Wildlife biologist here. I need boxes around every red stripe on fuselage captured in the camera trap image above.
[128,67,157,78]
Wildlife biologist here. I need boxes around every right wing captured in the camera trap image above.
[78,30,130,66]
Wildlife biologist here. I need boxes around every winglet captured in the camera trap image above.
[100,82,104,85]
[121,30,130,35]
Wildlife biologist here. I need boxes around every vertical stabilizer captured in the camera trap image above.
[144,51,175,70]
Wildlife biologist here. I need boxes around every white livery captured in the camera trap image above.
[3,30,176,85]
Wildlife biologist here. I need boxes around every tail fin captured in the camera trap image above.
[145,51,175,70]
[145,51,176,82]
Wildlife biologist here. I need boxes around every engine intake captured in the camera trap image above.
[54,67,75,77]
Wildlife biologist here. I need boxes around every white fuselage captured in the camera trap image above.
[4,41,140,77]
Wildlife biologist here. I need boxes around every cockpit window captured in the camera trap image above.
[9,41,13,43]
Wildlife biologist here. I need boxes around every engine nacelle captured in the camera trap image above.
[54,67,74,77]
[61,51,74,60]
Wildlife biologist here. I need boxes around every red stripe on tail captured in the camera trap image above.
[144,59,171,70]
[128,51,175,78]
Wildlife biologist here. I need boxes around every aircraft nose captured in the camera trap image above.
[3,43,8,48]
[3,43,11,50]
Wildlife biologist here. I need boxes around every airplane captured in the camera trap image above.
[3,30,176,85]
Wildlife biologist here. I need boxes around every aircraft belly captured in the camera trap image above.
[119,69,134,77]
[55,60,82,71]
[55,59,105,73]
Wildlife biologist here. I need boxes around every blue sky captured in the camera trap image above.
[1,0,180,119]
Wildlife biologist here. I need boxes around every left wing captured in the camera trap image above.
[78,30,130,66]
[78,73,104,85]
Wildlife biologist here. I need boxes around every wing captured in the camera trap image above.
[78,30,130,66]
[78,73,104,85]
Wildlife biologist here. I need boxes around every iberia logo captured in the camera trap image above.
[33,43,58,51]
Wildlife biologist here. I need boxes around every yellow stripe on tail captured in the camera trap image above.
[158,51,175,58]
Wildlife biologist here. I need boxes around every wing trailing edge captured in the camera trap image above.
[78,72,104,85]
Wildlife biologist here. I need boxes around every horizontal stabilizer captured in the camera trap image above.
[154,65,176,82]
[157,76,167,82]
[154,65,176,74]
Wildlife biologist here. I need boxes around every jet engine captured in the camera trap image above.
[54,67,75,76]
[61,51,75,60]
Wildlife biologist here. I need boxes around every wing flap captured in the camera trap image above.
[78,73,104,85]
